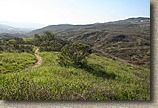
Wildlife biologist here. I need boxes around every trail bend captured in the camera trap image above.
[31,48,42,68]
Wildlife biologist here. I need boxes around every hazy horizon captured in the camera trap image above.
[0,0,150,25]
[0,16,150,24]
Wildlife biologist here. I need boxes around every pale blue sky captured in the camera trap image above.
[0,0,150,25]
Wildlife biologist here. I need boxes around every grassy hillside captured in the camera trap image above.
[0,18,150,100]
[1,51,150,100]
[0,52,37,74]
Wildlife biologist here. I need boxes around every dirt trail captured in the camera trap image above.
[3,48,42,74]
[94,49,148,69]
[31,48,43,68]
[94,48,132,65]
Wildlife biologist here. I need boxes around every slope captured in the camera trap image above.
[1,51,150,100]
[27,17,150,68]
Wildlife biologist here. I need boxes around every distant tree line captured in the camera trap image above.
[33,31,69,52]
[0,31,69,53]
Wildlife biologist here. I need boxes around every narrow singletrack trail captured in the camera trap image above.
[3,48,42,74]
[31,48,42,68]
[94,48,131,65]
[94,48,148,70]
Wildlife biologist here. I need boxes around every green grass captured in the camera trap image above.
[0,52,37,73]
[0,51,150,100]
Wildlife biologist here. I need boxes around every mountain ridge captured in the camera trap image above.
[28,17,150,36]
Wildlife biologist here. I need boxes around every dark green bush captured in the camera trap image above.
[59,43,92,67]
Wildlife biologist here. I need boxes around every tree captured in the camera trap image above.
[33,33,41,45]
[34,33,40,39]
[14,37,23,44]
[43,31,55,41]
[49,40,62,51]
[59,43,92,67]
[33,31,55,46]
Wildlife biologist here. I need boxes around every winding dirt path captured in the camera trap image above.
[94,48,133,65]
[4,48,42,74]
[31,48,43,68]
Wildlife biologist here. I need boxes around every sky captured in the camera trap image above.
[0,0,150,25]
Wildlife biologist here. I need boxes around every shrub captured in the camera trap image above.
[59,43,92,67]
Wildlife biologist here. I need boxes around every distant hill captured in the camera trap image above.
[0,23,33,35]
[0,24,13,29]
[28,24,92,36]
[0,21,47,35]
[0,21,46,29]
[124,17,150,22]
[27,17,150,68]
[28,17,150,36]
[0,33,26,39]
[0,24,16,33]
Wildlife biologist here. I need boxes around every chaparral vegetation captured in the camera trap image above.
[0,17,150,100]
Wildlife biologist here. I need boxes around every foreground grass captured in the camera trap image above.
[0,52,37,74]
[0,51,150,100]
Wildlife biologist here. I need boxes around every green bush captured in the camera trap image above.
[59,43,92,67]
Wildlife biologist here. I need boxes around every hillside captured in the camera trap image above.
[0,24,33,34]
[0,21,46,29]
[28,17,150,35]
[0,33,27,39]
[0,51,150,100]
[0,24,16,34]
[28,17,150,68]
[0,24,32,39]
[0,30,150,100]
